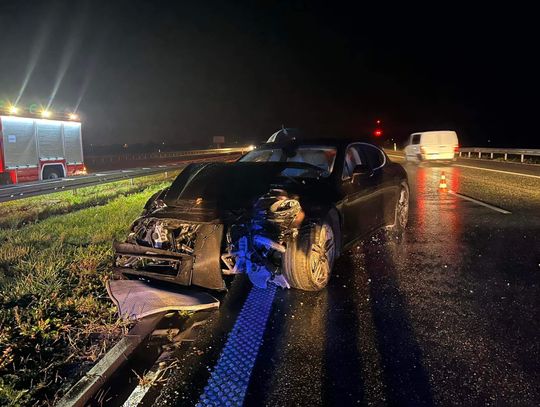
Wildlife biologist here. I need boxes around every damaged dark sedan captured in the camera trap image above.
[113,135,409,291]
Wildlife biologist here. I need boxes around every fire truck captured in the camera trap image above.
[0,114,85,185]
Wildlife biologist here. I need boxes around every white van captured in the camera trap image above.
[404,130,459,163]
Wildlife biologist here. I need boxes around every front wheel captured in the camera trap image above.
[387,182,410,237]
[283,219,337,291]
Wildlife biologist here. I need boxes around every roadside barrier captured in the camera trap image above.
[458,148,540,163]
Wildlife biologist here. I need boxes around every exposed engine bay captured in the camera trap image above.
[114,189,305,290]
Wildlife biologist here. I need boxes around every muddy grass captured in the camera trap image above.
[0,183,170,406]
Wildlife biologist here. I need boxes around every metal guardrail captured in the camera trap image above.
[85,147,250,164]
[386,147,539,163]
[458,147,540,162]
[0,147,247,203]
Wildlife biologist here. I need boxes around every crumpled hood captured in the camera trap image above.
[163,162,318,211]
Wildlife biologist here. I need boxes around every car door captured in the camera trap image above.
[358,143,398,228]
[341,144,381,244]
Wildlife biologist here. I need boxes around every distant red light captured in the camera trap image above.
[374,129,383,137]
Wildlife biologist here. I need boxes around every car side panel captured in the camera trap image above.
[381,163,406,226]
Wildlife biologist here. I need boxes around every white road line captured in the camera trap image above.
[454,164,540,180]
[448,191,511,214]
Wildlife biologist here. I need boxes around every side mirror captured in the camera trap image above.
[351,164,372,182]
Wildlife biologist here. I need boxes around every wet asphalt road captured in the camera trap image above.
[157,160,540,406]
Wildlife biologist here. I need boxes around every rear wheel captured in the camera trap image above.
[0,173,13,185]
[42,165,64,180]
[283,218,337,291]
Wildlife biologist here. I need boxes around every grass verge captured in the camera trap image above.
[0,182,169,406]
[0,171,179,230]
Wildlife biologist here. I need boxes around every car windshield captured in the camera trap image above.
[239,146,337,178]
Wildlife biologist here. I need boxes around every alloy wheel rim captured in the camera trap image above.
[397,188,409,228]
[310,223,335,285]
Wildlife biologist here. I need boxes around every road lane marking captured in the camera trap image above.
[387,153,404,159]
[448,191,511,214]
[197,284,276,406]
[454,164,540,179]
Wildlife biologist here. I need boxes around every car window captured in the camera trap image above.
[411,134,421,144]
[359,144,385,170]
[342,145,363,179]
[240,146,337,176]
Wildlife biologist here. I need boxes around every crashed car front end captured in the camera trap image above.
[114,218,226,290]
[114,185,306,290]
[113,160,337,291]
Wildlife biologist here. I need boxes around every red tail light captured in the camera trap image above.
[454,145,459,153]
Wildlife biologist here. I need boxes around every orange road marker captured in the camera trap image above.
[439,171,448,192]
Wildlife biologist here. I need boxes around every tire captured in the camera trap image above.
[387,182,410,237]
[0,173,13,185]
[42,166,64,180]
[283,217,337,291]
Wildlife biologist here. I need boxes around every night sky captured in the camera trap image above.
[0,1,538,148]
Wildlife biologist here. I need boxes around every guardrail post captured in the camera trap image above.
[130,178,134,186]
[468,152,471,158]
[479,152,482,158]
[504,153,507,160]
[521,154,524,163]
[490,152,494,159]
[393,143,397,151]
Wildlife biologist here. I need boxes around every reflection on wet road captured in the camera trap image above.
[159,162,540,406]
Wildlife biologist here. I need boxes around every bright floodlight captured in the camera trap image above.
[41,110,51,118]
[9,106,19,115]
[68,113,79,121]
[248,145,256,151]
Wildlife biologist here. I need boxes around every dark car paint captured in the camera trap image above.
[153,139,407,254]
